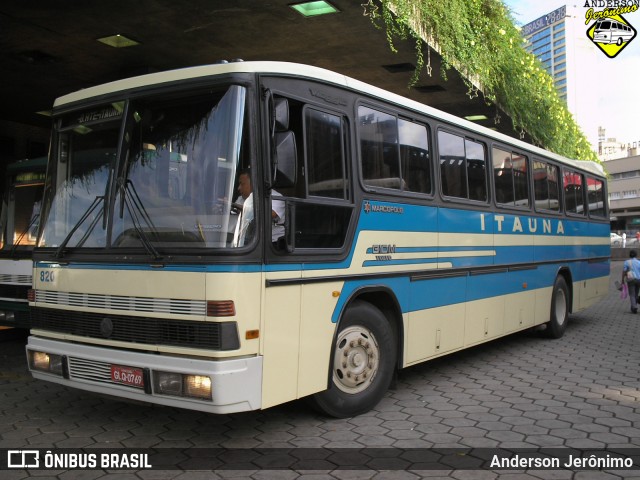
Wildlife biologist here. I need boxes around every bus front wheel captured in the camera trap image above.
[545,276,569,338]
[310,301,396,418]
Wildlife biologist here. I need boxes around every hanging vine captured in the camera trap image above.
[364,0,598,162]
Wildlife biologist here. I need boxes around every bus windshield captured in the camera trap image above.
[39,85,249,253]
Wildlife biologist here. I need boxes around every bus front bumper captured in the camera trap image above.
[26,336,262,414]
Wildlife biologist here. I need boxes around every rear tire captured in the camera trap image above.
[309,301,396,418]
[545,276,569,338]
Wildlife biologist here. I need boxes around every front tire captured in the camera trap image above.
[310,301,396,418]
[545,275,569,338]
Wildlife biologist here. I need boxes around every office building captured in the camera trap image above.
[520,5,599,146]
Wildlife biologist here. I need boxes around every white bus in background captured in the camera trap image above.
[0,157,46,328]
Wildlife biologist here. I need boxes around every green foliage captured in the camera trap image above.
[364,0,598,161]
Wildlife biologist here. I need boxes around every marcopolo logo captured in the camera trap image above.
[584,2,638,57]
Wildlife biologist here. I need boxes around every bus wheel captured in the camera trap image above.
[310,301,396,418]
[545,276,569,338]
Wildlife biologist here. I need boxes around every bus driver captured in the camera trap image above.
[233,170,285,247]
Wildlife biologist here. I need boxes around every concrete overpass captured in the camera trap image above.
[1,0,523,166]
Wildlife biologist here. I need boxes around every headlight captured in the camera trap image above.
[184,375,212,399]
[28,350,64,376]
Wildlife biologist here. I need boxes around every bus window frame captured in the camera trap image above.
[260,82,356,258]
[532,157,563,217]
[585,174,608,220]
[491,142,532,213]
[436,126,491,207]
[301,103,352,202]
[562,168,587,218]
[356,100,435,201]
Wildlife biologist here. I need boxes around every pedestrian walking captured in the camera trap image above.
[622,250,640,313]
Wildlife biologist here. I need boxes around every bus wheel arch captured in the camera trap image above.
[353,289,403,368]
[309,288,401,417]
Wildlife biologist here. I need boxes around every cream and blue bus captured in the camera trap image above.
[0,156,46,328]
[26,61,609,417]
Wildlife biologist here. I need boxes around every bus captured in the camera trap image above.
[0,157,46,328]
[593,18,635,46]
[26,61,609,417]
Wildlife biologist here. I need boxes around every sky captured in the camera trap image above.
[502,0,640,150]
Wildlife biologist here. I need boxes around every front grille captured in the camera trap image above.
[0,284,30,300]
[0,274,32,284]
[67,357,144,389]
[30,307,240,350]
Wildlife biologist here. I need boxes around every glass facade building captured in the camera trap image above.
[520,5,601,148]
[522,6,569,102]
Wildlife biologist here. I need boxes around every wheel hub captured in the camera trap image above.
[333,326,380,394]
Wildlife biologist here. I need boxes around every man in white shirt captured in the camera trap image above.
[233,170,285,247]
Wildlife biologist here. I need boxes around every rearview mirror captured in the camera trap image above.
[273,131,297,188]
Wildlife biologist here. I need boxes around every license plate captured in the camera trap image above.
[111,364,144,388]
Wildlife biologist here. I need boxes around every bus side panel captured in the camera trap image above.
[466,270,508,344]
[578,222,610,310]
[503,265,537,333]
[406,276,466,365]
[205,271,262,356]
[438,208,494,269]
[296,280,341,398]
[262,271,302,409]
[406,303,465,365]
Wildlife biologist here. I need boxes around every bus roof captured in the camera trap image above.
[53,61,604,178]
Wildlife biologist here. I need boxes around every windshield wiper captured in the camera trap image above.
[118,178,162,260]
[54,195,104,258]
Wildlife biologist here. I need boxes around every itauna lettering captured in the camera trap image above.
[480,214,565,235]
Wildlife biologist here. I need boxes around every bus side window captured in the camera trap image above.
[275,99,353,251]
[357,106,431,194]
[587,177,606,218]
[438,130,487,202]
[493,147,530,208]
[359,106,401,189]
[563,169,585,215]
[305,108,348,199]
[533,160,560,212]
[398,119,431,195]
